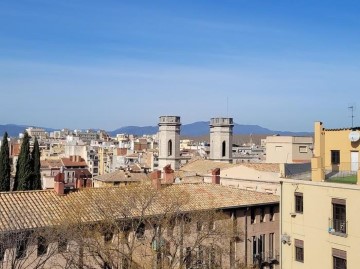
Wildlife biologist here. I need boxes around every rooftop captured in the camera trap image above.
[0,183,279,232]
[93,168,148,182]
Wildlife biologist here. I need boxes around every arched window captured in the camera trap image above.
[168,140,173,156]
[222,141,226,157]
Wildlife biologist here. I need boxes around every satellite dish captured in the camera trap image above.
[349,131,360,142]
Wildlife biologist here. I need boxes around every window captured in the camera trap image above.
[16,236,28,259]
[208,218,215,231]
[37,236,48,256]
[167,218,176,236]
[295,239,304,262]
[269,233,274,259]
[269,206,275,222]
[103,261,111,269]
[184,215,192,234]
[104,231,114,244]
[331,150,340,165]
[275,146,282,152]
[135,223,145,240]
[185,247,192,269]
[260,207,265,223]
[334,256,347,269]
[252,236,257,263]
[258,234,265,259]
[196,221,203,232]
[333,248,346,269]
[168,140,173,156]
[58,237,68,253]
[0,244,5,262]
[222,141,226,157]
[251,208,256,224]
[299,146,308,153]
[295,192,303,213]
[332,199,346,234]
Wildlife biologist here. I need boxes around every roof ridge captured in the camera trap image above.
[0,189,53,195]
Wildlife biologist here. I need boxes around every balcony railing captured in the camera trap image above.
[253,250,279,265]
[324,163,358,184]
[329,218,347,236]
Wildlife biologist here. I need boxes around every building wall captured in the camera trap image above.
[0,204,279,269]
[266,136,313,164]
[203,166,281,194]
[312,122,360,181]
[281,180,360,269]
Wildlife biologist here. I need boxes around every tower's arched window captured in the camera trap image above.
[168,140,173,156]
[222,141,226,157]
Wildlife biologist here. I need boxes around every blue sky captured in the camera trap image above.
[1,0,360,131]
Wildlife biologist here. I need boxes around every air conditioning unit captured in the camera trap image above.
[281,234,291,245]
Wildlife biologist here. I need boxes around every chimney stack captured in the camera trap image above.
[163,164,174,184]
[211,168,221,184]
[150,170,162,190]
[54,172,65,195]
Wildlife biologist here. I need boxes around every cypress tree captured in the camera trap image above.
[0,132,11,191]
[31,137,42,190]
[14,131,32,191]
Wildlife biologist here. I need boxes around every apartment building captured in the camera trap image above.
[265,136,313,164]
[0,170,279,269]
[25,127,47,139]
[280,121,360,269]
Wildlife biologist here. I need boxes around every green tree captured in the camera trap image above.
[14,131,32,191]
[31,137,42,190]
[0,132,11,191]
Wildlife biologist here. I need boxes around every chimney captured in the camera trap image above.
[211,168,220,184]
[150,170,162,190]
[163,164,174,184]
[54,172,65,195]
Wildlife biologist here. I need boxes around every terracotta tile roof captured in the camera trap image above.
[180,159,237,175]
[0,184,279,232]
[41,159,63,169]
[61,158,87,167]
[94,169,149,182]
[240,163,280,173]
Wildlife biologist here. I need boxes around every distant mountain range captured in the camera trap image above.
[0,122,312,138]
[108,121,312,137]
[0,124,58,137]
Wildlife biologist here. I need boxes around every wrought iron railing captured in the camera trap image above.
[328,218,347,235]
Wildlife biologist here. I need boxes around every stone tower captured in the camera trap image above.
[209,117,234,163]
[158,116,181,171]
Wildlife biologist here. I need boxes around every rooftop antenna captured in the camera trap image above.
[348,105,356,128]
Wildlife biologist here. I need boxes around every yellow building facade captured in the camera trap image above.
[281,179,359,269]
[312,121,360,182]
[281,121,360,269]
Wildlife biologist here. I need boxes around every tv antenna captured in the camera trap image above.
[348,105,356,128]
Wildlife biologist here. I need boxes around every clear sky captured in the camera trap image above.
[1,0,360,132]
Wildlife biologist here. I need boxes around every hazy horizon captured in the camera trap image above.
[1,1,359,131]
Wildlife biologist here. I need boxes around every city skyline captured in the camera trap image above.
[1,1,360,131]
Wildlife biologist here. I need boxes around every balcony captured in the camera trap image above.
[253,251,279,266]
[324,163,358,184]
[328,218,347,237]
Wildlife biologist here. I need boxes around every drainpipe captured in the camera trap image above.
[280,181,283,269]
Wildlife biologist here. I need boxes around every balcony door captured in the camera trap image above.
[351,151,358,172]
